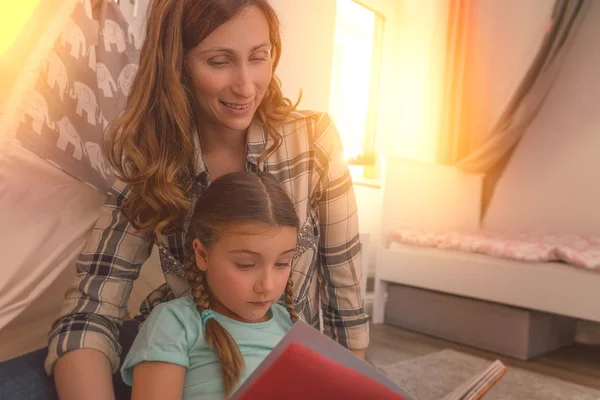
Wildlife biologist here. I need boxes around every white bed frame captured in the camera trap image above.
[372,155,600,325]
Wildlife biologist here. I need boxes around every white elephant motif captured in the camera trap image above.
[88,45,97,72]
[97,63,118,98]
[60,19,86,60]
[118,64,138,96]
[69,81,98,125]
[84,141,111,180]
[97,109,109,131]
[46,51,68,101]
[25,90,55,134]
[78,0,92,19]
[103,19,127,53]
[57,116,84,160]
[127,24,141,50]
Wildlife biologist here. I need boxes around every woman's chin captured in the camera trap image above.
[224,119,254,133]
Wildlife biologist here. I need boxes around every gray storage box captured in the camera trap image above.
[384,284,576,360]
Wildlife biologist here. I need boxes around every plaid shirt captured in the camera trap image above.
[45,110,369,374]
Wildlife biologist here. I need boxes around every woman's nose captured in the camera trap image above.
[231,65,254,99]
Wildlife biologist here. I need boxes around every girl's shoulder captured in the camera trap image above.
[146,296,202,329]
[155,295,199,313]
[270,303,296,329]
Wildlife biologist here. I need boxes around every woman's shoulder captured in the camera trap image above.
[277,109,339,146]
[281,109,332,128]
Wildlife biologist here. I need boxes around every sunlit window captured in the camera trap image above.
[329,0,384,166]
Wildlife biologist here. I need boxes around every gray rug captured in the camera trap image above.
[380,349,600,400]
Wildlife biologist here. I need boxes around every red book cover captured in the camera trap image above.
[230,321,413,399]
[235,341,407,400]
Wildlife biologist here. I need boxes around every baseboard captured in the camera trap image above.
[575,320,600,345]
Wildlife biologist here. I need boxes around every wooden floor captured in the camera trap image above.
[366,323,600,391]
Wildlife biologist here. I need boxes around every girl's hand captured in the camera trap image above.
[350,348,366,360]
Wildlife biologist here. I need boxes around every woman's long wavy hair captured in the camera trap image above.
[103,0,299,235]
[184,171,299,397]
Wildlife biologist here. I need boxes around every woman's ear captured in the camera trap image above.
[193,239,209,272]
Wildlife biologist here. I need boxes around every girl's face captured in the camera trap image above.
[184,5,273,135]
[193,223,297,323]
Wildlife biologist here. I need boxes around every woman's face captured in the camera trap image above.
[185,6,273,135]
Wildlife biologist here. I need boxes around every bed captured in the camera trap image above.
[372,156,600,326]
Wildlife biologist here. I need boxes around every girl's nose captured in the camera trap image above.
[254,269,275,295]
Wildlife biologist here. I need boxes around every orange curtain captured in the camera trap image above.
[436,0,475,166]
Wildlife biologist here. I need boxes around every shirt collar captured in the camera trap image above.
[191,118,269,179]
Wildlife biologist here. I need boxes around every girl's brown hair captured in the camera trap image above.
[185,171,299,397]
[103,0,299,235]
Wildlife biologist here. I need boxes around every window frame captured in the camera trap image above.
[330,0,398,171]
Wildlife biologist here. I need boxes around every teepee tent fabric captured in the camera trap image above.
[15,0,141,193]
[0,0,156,360]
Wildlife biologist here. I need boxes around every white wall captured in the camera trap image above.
[483,0,600,236]
[381,0,449,162]
[270,0,336,112]
[354,182,383,276]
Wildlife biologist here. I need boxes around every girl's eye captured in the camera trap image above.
[275,263,290,268]
[236,263,254,270]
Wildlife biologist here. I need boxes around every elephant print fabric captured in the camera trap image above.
[16,0,140,193]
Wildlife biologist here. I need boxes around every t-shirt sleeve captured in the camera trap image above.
[120,302,191,386]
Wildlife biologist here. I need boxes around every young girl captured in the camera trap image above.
[121,171,300,399]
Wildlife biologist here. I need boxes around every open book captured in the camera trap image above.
[230,320,508,400]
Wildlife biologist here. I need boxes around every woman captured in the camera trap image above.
[47,0,368,398]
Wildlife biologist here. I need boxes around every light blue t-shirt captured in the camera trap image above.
[121,296,294,399]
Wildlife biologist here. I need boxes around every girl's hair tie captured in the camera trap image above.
[200,309,217,327]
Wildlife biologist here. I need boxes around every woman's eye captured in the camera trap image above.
[250,52,270,62]
[208,59,228,67]
[236,263,254,270]
[275,262,290,268]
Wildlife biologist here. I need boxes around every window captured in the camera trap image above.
[328,0,385,167]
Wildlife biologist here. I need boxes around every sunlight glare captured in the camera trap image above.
[329,0,376,160]
[0,1,41,59]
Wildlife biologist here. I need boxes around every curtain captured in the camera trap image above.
[437,0,591,172]
[455,0,591,174]
[436,0,591,213]
[436,0,475,166]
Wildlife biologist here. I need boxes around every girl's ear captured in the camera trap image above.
[193,239,209,272]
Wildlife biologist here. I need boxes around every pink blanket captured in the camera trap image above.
[390,230,600,272]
